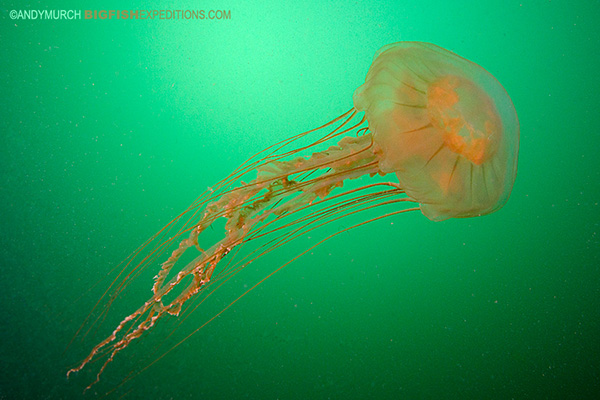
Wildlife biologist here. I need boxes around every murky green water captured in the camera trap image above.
[1,1,599,399]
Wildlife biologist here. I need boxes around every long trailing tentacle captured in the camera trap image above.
[68,109,415,393]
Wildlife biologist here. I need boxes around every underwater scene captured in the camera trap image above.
[1,1,599,399]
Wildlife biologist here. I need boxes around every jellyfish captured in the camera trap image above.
[68,42,519,390]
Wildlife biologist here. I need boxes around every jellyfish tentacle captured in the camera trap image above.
[68,125,387,389]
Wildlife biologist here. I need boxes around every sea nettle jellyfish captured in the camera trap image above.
[69,42,519,389]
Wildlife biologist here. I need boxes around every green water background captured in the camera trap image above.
[1,0,599,399]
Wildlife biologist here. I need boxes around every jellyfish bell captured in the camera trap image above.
[353,42,519,221]
[68,42,518,391]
